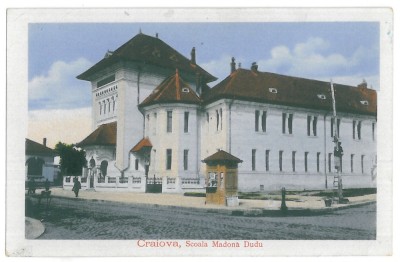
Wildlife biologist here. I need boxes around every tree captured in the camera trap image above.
[55,142,87,176]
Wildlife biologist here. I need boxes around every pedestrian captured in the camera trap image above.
[44,179,50,191]
[72,177,81,197]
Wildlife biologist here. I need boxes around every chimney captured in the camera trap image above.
[43,138,47,147]
[251,62,258,72]
[191,47,196,64]
[357,79,368,90]
[230,57,236,73]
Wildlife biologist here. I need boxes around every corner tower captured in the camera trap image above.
[77,33,216,173]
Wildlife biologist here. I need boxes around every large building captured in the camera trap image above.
[64,33,377,192]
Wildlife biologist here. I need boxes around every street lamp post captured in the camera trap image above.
[330,80,343,203]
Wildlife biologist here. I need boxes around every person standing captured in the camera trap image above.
[72,177,81,197]
[44,179,50,191]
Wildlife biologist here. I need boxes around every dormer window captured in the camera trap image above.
[269,88,278,94]
[360,100,369,106]
[182,87,190,93]
[317,94,326,100]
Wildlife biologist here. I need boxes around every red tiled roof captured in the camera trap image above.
[130,137,153,152]
[202,69,377,116]
[77,122,117,147]
[77,33,217,83]
[202,150,243,164]
[139,69,201,107]
[25,138,57,156]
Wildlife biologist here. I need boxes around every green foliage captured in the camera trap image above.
[183,192,206,197]
[55,142,87,176]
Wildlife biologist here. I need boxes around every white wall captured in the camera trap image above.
[142,104,200,179]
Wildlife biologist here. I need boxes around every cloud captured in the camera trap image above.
[257,37,379,89]
[29,58,93,110]
[28,107,92,148]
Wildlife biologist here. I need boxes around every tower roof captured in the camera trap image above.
[202,68,377,116]
[202,150,243,164]
[77,33,217,83]
[139,69,201,108]
[77,122,117,147]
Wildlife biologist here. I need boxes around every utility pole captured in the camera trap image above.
[330,80,343,202]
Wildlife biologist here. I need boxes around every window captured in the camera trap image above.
[220,109,223,130]
[183,150,189,170]
[282,113,286,134]
[353,120,362,140]
[313,116,317,136]
[153,113,157,135]
[255,110,260,132]
[308,116,317,136]
[317,152,320,173]
[256,110,267,132]
[252,149,256,171]
[304,152,309,172]
[182,87,189,93]
[372,122,375,141]
[265,150,270,171]
[184,112,189,133]
[283,113,293,134]
[279,151,283,172]
[113,99,116,111]
[166,149,172,170]
[99,103,102,115]
[262,111,267,132]
[146,114,150,132]
[167,111,172,133]
[135,159,139,170]
[108,100,111,112]
[103,101,106,114]
[292,151,296,172]
[351,154,354,173]
[269,88,277,93]
[361,155,365,174]
[328,153,332,173]
[216,110,220,131]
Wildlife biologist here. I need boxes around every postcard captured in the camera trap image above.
[6,8,393,257]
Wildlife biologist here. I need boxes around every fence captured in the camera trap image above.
[63,175,206,193]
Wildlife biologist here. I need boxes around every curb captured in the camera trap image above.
[25,217,45,239]
[47,194,375,218]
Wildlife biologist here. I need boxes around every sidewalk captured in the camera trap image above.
[47,187,376,216]
[25,217,45,239]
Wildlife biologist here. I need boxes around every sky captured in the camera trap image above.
[28,22,380,148]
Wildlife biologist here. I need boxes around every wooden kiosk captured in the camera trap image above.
[202,150,242,206]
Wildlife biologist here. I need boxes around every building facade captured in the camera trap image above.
[65,33,377,192]
[25,138,59,182]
